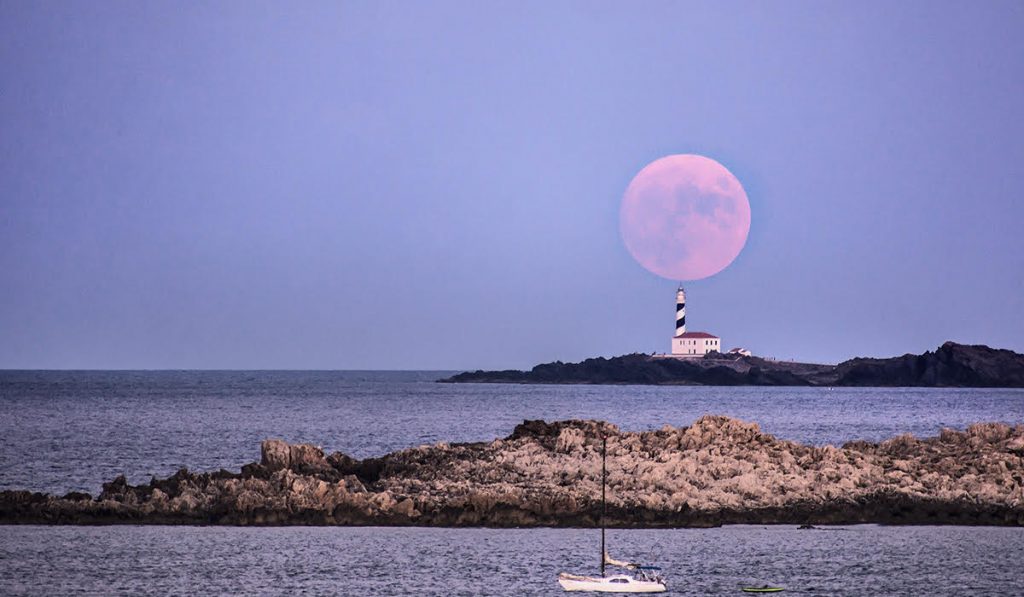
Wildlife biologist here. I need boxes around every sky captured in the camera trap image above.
[2,1,1023,370]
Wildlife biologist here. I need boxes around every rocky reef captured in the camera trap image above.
[2,416,1023,526]
[442,342,1024,387]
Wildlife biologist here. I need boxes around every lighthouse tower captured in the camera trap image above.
[675,286,686,336]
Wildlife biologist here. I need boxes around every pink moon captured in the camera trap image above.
[620,154,751,281]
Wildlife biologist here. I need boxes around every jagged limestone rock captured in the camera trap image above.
[3,415,1023,526]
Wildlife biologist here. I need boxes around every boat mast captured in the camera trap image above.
[600,435,606,577]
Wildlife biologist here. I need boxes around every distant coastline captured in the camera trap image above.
[3,416,1022,527]
[441,342,1024,387]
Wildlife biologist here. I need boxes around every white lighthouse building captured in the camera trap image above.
[670,286,721,357]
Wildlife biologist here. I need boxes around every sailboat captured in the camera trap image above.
[558,437,667,593]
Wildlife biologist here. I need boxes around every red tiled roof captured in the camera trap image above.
[674,332,719,339]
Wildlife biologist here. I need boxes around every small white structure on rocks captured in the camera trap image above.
[670,286,721,357]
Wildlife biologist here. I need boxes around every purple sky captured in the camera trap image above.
[2,2,1023,369]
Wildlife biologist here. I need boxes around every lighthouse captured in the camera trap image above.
[670,286,721,357]
[675,286,686,336]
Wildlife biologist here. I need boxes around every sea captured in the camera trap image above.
[1,370,1023,595]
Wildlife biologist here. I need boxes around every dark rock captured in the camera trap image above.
[100,475,129,499]
[832,342,1024,387]
[440,342,1024,387]
[240,463,267,479]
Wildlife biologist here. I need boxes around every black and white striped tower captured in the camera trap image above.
[675,285,686,336]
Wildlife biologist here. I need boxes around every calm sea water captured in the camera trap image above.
[2,370,1023,494]
[1,525,1023,596]
[1,371,1023,595]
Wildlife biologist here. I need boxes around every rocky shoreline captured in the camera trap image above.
[441,342,1024,387]
[3,416,1023,527]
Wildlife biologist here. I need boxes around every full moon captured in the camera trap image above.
[620,154,751,281]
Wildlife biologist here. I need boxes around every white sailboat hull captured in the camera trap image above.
[558,574,667,593]
[558,437,667,593]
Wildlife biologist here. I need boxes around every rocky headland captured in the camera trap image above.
[3,416,1023,526]
[442,342,1024,387]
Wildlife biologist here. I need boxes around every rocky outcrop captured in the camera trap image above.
[259,439,333,475]
[441,342,1024,387]
[442,353,827,386]
[2,416,1022,526]
[832,342,1024,387]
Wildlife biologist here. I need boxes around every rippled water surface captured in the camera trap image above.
[2,525,1023,596]
[2,372,1024,594]
[2,370,1023,494]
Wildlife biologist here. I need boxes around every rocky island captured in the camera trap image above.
[442,342,1024,387]
[3,416,1023,526]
